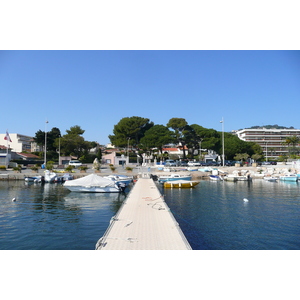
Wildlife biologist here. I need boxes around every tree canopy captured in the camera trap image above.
[167,118,189,158]
[109,116,154,147]
[32,117,267,163]
[139,125,175,153]
[34,125,98,161]
[107,116,264,161]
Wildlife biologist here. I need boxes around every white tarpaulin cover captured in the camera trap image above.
[64,174,116,187]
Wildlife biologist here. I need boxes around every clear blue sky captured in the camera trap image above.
[1,50,299,145]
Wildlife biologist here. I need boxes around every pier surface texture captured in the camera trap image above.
[96,177,192,250]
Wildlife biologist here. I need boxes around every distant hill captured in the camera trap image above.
[247,125,295,130]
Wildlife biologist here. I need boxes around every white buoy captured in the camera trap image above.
[243,198,248,202]
[12,197,16,202]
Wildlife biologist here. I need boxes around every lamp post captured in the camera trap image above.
[220,117,225,166]
[198,138,203,161]
[127,137,130,165]
[58,135,61,165]
[44,119,48,167]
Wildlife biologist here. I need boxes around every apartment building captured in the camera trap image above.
[0,133,35,152]
[235,128,300,159]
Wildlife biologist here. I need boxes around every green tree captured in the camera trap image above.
[282,135,300,157]
[56,125,90,159]
[167,118,189,158]
[66,125,85,136]
[191,124,221,154]
[252,153,262,162]
[139,124,175,156]
[34,127,61,161]
[109,116,154,147]
[234,153,249,164]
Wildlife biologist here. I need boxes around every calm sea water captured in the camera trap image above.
[0,179,299,250]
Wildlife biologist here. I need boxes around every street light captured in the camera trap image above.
[220,117,225,166]
[58,135,61,165]
[198,138,203,161]
[127,137,130,165]
[44,119,48,167]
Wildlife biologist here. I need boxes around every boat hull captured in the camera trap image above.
[280,176,298,182]
[65,186,121,193]
[264,177,278,182]
[158,176,192,182]
[209,175,223,181]
[163,180,199,188]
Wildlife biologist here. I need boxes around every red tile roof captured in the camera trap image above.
[17,153,40,159]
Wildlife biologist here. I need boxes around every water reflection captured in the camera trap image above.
[161,180,300,250]
[0,181,128,249]
[1,179,299,250]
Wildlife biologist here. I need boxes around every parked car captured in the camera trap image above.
[165,159,176,167]
[188,161,201,166]
[68,160,82,167]
[178,161,188,167]
[224,160,234,166]
[207,161,220,166]
[258,161,277,166]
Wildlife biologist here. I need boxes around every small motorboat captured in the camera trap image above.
[224,174,251,181]
[64,174,125,193]
[24,176,42,182]
[264,176,278,182]
[54,173,74,183]
[158,173,192,183]
[163,180,199,188]
[104,174,133,186]
[280,174,298,182]
[44,170,57,183]
[209,175,223,181]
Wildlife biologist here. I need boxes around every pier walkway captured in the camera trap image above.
[95,177,192,250]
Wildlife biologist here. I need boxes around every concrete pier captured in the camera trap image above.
[95,177,192,250]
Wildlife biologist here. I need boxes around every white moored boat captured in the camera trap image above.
[209,175,223,181]
[158,173,192,183]
[264,176,278,182]
[44,170,57,183]
[64,174,125,193]
[104,174,133,186]
[279,174,298,182]
[24,176,42,183]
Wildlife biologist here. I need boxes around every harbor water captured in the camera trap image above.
[0,179,299,250]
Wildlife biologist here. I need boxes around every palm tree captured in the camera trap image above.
[283,135,300,157]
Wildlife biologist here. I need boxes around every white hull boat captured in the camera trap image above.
[209,175,223,181]
[64,174,125,193]
[65,186,122,193]
[224,175,251,181]
[158,173,192,182]
[54,173,74,183]
[44,170,57,183]
[224,175,237,181]
[25,176,42,182]
[104,175,133,186]
[264,176,278,182]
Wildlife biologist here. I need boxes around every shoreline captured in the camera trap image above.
[1,163,299,181]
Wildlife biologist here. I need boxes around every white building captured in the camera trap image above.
[236,128,300,159]
[0,146,11,166]
[0,133,33,153]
